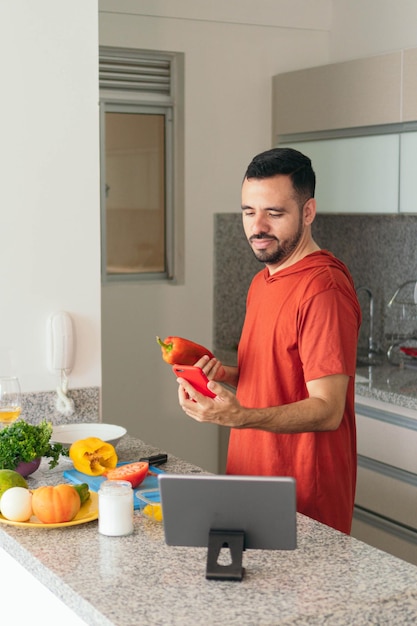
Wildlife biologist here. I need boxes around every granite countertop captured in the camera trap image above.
[355,362,417,412]
[1,435,417,625]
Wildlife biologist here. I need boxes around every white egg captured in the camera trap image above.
[0,486,33,521]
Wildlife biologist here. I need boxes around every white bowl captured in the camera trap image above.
[51,423,127,448]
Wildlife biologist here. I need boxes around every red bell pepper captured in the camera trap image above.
[156,336,214,365]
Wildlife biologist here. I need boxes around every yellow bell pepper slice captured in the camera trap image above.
[143,503,163,522]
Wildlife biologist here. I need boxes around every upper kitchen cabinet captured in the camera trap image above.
[272,48,417,215]
[402,49,417,213]
[272,52,403,139]
[283,135,399,214]
[399,132,417,213]
[403,48,417,122]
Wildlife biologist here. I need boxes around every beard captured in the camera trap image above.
[248,215,304,265]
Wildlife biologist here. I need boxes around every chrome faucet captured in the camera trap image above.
[356,287,375,354]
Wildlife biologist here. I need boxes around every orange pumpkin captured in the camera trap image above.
[31,484,81,524]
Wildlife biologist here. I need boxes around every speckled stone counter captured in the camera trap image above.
[355,362,417,412]
[1,435,417,625]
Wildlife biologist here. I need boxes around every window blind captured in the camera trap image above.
[99,46,171,95]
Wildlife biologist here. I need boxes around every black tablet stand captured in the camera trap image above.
[205,529,246,581]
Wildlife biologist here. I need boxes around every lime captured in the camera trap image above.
[0,469,28,499]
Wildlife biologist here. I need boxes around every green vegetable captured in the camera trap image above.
[0,420,69,471]
[73,483,90,506]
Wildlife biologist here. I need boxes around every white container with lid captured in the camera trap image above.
[98,480,134,536]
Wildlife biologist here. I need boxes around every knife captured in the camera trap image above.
[139,453,168,467]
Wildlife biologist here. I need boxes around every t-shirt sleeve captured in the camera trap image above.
[298,287,359,382]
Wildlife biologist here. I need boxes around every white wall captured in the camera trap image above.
[0,1,100,393]
[330,0,417,61]
[99,1,331,472]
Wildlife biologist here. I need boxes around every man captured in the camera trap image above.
[177,147,362,534]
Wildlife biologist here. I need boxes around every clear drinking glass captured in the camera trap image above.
[0,376,22,428]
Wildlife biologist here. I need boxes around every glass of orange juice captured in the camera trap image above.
[0,376,22,428]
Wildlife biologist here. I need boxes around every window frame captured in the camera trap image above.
[99,101,174,282]
[99,46,183,284]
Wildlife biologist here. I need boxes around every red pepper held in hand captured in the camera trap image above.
[156,336,214,365]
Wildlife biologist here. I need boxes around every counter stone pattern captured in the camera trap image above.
[355,363,417,411]
[21,386,100,425]
[1,435,417,625]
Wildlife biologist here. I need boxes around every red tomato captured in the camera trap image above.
[105,462,149,488]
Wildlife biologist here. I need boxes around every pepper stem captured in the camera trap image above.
[156,336,173,353]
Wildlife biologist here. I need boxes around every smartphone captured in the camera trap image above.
[172,364,216,398]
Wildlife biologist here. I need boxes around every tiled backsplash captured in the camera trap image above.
[213,213,417,356]
[21,387,100,426]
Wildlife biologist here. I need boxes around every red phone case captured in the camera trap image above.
[172,365,216,398]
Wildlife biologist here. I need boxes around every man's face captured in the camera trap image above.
[241,174,309,270]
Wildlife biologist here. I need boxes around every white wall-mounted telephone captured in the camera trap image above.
[47,311,75,374]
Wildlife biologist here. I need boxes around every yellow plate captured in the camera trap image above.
[0,492,98,528]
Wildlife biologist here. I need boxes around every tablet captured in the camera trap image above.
[159,473,296,551]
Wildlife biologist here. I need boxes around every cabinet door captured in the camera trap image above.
[356,410,417,474]
[353,401,417,564]
[284,135,399,213]
[400,132,417,213]
[356,461,417,530]
[272,52,402,136]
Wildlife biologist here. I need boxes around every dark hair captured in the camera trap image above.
[244,147,316,201]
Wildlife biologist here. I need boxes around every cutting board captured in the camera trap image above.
[63,464,165,510]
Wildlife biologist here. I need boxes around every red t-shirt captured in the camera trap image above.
[226,251,362,534]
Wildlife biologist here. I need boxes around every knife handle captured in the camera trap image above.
[140,453,168,466]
